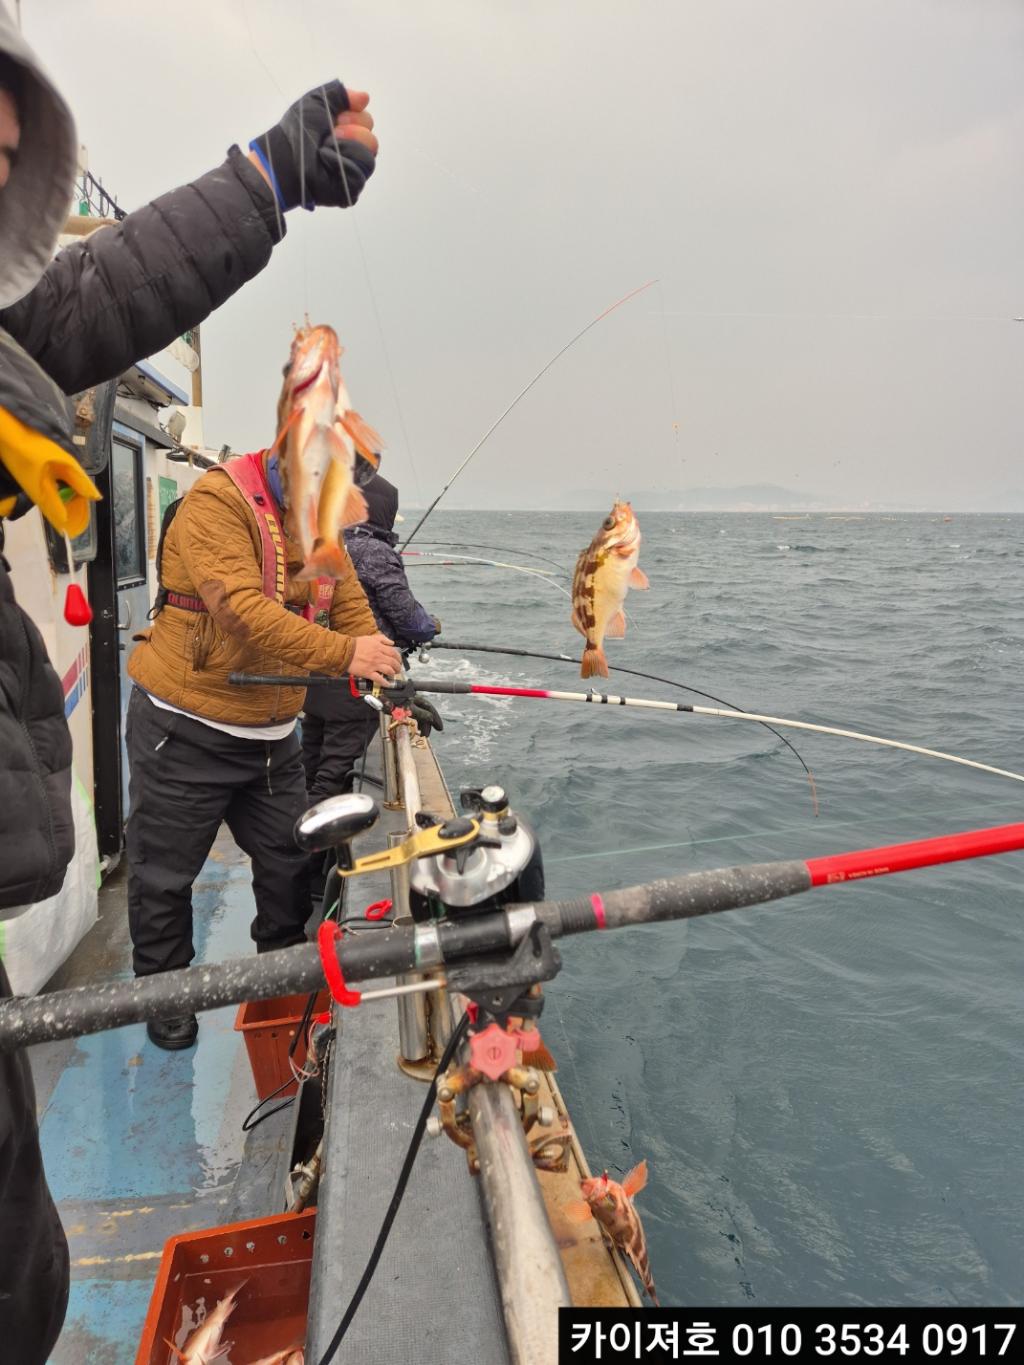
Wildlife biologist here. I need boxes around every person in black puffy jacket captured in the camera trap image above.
[301,473,441,806]
[0,3,381,1353]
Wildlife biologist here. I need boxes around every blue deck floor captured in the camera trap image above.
[31,830,265,1364]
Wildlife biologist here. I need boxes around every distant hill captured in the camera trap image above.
[506,483,824,512]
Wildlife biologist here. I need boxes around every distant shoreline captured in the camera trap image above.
[397,506,1020,516]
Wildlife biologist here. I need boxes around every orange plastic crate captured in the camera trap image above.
[234,990,330,1101]
[135,1209,315,1365]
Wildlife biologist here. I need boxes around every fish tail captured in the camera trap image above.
[296,539,348,581]
[580,643,608,679]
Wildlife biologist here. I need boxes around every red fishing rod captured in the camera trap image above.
[1,817,1022,1052]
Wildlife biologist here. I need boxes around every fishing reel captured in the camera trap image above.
[294,782,555,1024]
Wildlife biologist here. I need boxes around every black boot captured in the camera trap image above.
[147,1015,198,1050]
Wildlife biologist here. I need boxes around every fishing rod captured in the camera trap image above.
[399,279,658,550]
[413,676,1024,788]
[230,671,1024,789]
[426,640,820,813]
[2,817,1022,1052]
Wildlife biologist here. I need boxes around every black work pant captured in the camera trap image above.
[126,688,313,977]
[0,962,69,1362]
[300,686,379,803]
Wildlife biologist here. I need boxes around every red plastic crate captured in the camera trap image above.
[234,990,330,1101]
[135,1209,315,1365]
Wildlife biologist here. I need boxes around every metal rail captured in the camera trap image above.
[390,718,431,1065]
[469,1083,572,1364]
[387,716,570,1363]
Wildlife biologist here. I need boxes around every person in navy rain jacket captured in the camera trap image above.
[301,472,441,808]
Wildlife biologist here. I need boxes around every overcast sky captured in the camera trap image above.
[23,0,1024,509]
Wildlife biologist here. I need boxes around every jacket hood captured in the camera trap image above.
[0,2,78,308]
[350,473,399,544]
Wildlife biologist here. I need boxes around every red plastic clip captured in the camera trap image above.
[317,920,362,1007]
[349,675,362,698]
[314,1011,331,1026]
[364,898,392,921]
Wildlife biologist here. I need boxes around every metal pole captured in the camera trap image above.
[468,1081,572,1364]
[392,720,430,1065]
[393,722,422,826]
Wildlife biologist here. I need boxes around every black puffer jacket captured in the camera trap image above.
[0,540,73,908]
[0,154,283,914]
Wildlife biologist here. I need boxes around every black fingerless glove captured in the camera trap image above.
[249,80,375,211]
[411,696,444,739]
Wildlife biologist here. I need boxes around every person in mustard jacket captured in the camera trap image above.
[127,443,400,1049]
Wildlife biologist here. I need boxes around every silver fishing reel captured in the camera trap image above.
[409,784,536,909]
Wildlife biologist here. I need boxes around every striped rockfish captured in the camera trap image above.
[567,1159,659,1305]
[570,501,648,678]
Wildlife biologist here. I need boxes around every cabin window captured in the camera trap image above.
[112,438,146,584]
[44,506,98,571]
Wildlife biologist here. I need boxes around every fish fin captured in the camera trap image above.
[342,484,368,527]
[339,410,383,462]
[629,566,649,590]
[580,645,609,679]
[163,1339,188,1364]
[296,539,348,581]
[622,1158,649,1197]
[564,1200,593,1224]
[268,403,303,458]
[605,611,626,639]
[520,1036,558,1072]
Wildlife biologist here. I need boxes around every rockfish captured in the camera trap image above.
[570,502,648,678]
[567,1160,659,1305]
[166,1283,242,1363]
[276,324,382,580]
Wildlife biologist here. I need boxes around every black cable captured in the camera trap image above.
[430,640,820,815]
[315,1012,471,1365]
[241,1074,296,1132]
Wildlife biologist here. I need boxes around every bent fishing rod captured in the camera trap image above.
[400,279,658,550]
[426,639,820,812]
[2,819,1022,1052]
[230,669,1024,789]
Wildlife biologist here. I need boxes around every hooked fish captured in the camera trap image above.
[570,502,648,678]
[566,1159,659,1305]
[275,323,383,580]
[165,1283,242,1363]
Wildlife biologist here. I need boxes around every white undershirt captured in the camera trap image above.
[146,693,297,742]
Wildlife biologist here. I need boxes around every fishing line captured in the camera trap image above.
[317,80,428,505]
[657,280,682,458]
[651,308,1023,324]
[403,549,558,575]
[400,279,660,550]
[403,549,572,598]
[428,641,820,814]
[544,795,1023,866]
[410,541,571,574]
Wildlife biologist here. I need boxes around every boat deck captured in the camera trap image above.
[30,732,635,1363]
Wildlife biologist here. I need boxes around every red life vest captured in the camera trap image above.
[162,451,333,622]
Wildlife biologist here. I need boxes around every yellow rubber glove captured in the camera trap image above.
[0,405,100,536]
